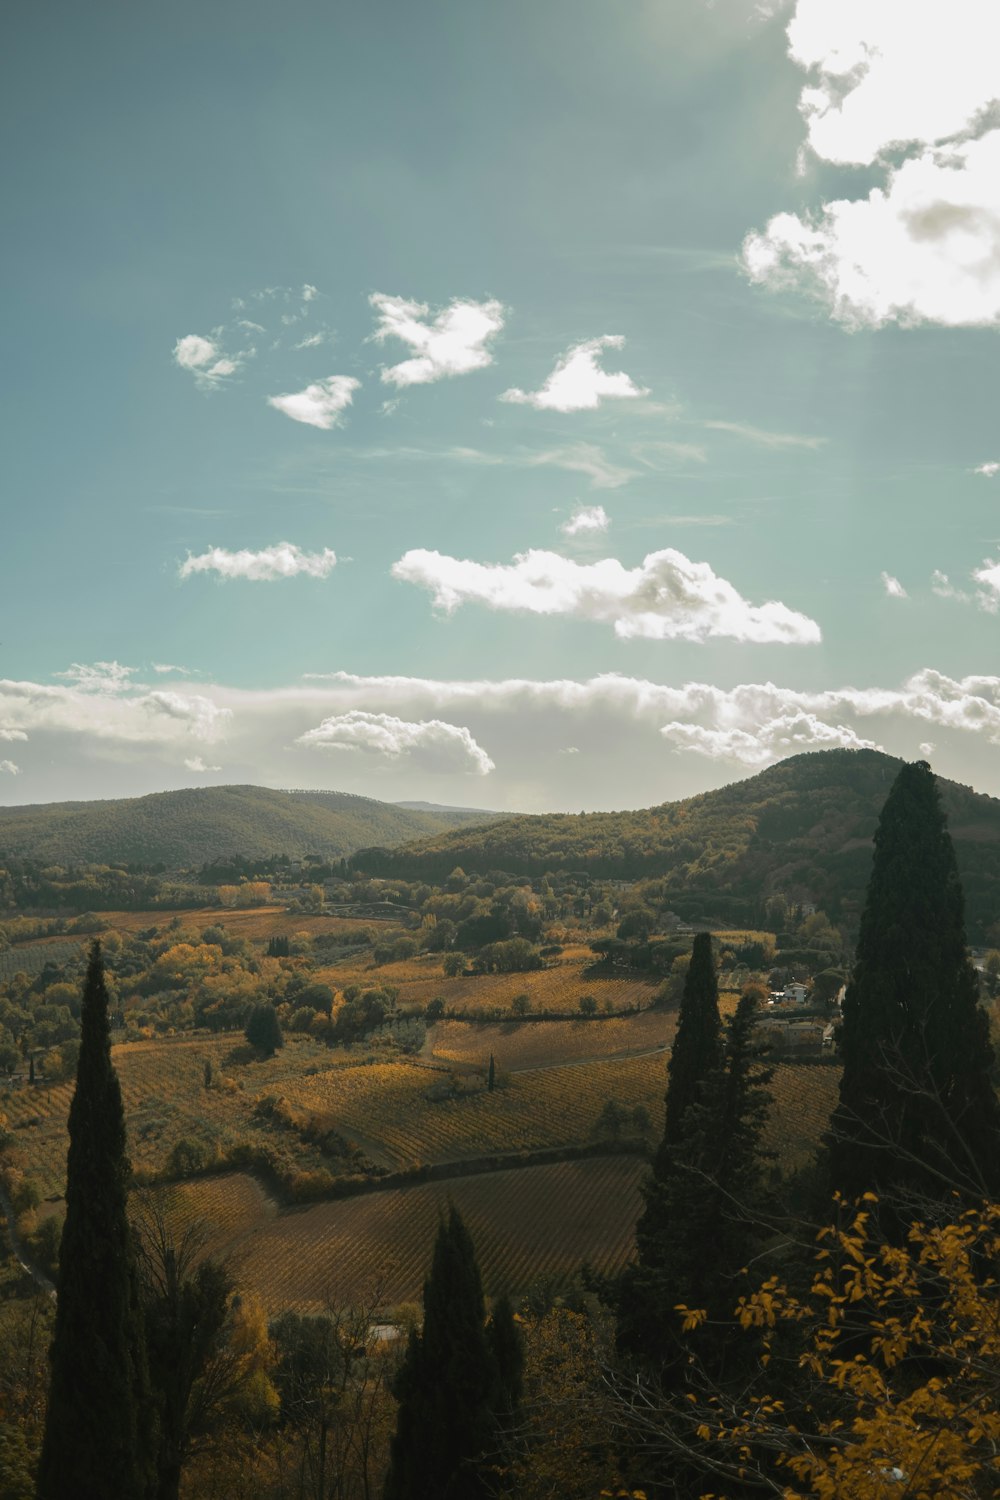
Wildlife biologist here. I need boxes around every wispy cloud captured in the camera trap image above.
[173,333,248,388]
[297,710,494,775]
[370,293,506,387]
[701,419,826,450]
[974,461,1000,477]
[267,376,360,429]
[501,335,648,413]
[392,546,821,644]
[184,756,222,773]
[0,728,28,741]
[881,572,908,598]
[0,760,19,775]
[179,543,337,582]
[562,505,610,537]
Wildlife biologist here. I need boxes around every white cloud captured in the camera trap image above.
[659,712,878,766]
[785,1,1000,167]
[55,661,137,693]
[297,711,494,775]
[0,728,27,741]
[881,571,907,598]
[0,760,19,775]
[152,663,192,675]
[974,461,1000,477]
[972,559,1000,611]
[294,332,326,349]
[501,335,649,413]
[919,741,936,757]
[267,376,360,430]
[184,756,222,773]
[173,333,246,387]
[701,420,826,450]
[370,293,505,387]
[0,669,231,750]
[179,543,337,582]
[562,505,610,537]
[392,547,820,645]
[529,444,639,490]
[744,4,1000,328]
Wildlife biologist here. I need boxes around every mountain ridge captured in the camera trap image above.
[350,749,1000,940]
[0,784,507,868]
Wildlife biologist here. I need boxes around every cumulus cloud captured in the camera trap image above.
[562,505,610,537]
[744,3,1000,327]
[297,711,494,775]
[881,572,907,598]
[392,547,820,644]
[501,336,649,413]
[370,293,505,387]
[972,559,1000,611]
[974,461,1000,477]
[300,666,1000,765]
[0,668,231,752]
[267,376,360,430]
[0,760,19,775]
[179,543,337,582]
[0,728,27,741]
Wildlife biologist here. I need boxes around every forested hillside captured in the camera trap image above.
[353,749,1000,938]
[0,785,504,868]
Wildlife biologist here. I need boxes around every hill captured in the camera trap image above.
[0,785,505,869]
[352,749,1000,939]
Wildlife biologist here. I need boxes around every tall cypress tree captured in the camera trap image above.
[660,933,723,1157]
[384,1207,499,1500]
[37,941,149,1500]
[617,986,772,1371]
[827,760,1000,1204]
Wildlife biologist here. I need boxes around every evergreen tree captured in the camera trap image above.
[826,760,1000,1204]
[245,1002,283,1057]
[37,941,151,1500]
[618,988,772,1372]
[384,1208,499,1500]
[660,932,723,1157]
[486,1294,524,1428]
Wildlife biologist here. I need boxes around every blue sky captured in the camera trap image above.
[5,0,1000,811]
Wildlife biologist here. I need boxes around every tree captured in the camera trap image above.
[627,1198,1000,1500]
[384,1207,499,1500]
[827,760,1000,1204]
[133,1195,233,1500]
[487,1053,496,1092]
[244,1002,283,1057]
[661,932,722,1154]
[617,988,772,1373]
[36,940,151,1500]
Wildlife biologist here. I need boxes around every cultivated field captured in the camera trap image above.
[0,939,85,980]
[430,1011,673,1071]
[169,1156,649,1313]
[315,942,662,1017]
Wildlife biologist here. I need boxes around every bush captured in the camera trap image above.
[426,997,446,1022]
[578,995,598,1017]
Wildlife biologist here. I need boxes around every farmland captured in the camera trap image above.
[167,1155,649,1313]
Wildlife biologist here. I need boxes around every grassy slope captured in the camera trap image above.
[0,785,504,868]
[352,749,1000,936]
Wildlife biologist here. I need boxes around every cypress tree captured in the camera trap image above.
[660,933,723,1156]
[384,1207,499,1500]
[827,760,1000,1204]
[618,984,772,1372]
[37,941,150,1500]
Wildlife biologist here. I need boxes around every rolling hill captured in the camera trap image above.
[352,749,1000,939]
[0,786,505,869]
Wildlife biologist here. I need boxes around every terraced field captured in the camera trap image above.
[172,1156,649,1313]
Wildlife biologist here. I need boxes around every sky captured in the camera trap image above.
[5,0,1000,813]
